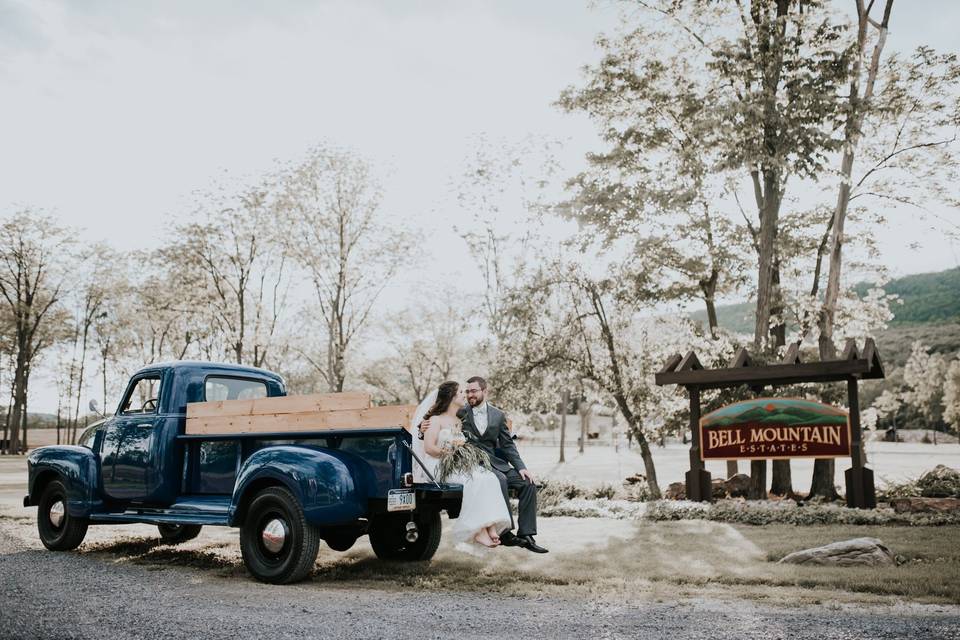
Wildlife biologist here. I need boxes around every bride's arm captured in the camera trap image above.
[423,422,447,457]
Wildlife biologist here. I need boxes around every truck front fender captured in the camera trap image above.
[229,446,370,527]
[26,446,103,517]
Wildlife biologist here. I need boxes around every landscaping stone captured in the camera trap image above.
[724,473,751,498]
[889,496,960,513]
[665,482,686,500]
[917,464,960,498]
[778,537,895,567]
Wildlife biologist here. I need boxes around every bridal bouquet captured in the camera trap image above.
[435,428,491,482]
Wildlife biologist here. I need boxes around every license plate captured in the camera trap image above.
[387,489,416,512]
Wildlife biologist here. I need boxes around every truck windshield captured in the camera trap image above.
[205,377,268,402]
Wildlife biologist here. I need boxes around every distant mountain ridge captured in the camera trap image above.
[691,267,960,335]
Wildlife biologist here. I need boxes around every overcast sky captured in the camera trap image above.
[1,0,958,410]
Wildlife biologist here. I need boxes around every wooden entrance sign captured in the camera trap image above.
[185,391,416,436]
[655,338,884,509]
[700,397,851,460]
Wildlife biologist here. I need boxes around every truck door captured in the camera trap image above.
[101,372,164,502]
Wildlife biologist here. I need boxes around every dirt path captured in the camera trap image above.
[2,513,959,639]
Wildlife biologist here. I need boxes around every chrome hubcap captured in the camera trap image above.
[261,518,287,554]
[49,501,65,528]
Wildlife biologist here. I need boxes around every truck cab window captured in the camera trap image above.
[121,376,161,414]
[205,377,267,402]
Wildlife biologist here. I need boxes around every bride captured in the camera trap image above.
[413,381,511,548]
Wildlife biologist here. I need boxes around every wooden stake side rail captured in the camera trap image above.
[185,392,416,435]
[186,392,372,419]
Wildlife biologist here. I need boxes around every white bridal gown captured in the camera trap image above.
[420,427,511,548]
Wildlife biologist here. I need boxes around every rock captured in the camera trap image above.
[665,482,686,500]
[778,537,895,567]
[889,496,960,513]
[711,479,727,499]
[724,473,751,498]
[917,465,960,498]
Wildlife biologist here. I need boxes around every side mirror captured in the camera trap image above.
[88,399,105,417]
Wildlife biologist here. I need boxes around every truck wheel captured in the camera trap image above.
[239,486,320,584]
[37,480,88,551]
[157,523,202,544]
[368,510,441,562]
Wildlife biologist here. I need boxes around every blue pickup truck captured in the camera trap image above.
[24,361,461,584]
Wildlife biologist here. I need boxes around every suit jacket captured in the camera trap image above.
[457,403,526,473]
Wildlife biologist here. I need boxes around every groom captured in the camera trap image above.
[455,376,547,554]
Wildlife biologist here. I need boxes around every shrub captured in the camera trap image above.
[591,484,617,500]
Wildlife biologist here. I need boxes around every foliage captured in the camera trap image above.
[644,500,960,527]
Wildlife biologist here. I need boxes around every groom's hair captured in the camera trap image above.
[466,376,487,390]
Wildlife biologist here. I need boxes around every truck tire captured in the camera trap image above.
[239,486,320,584]
[368,510,441,562]
[37,480,88,551]
[157,523,202,544]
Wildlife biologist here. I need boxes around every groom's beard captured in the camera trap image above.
[467,396,484,407]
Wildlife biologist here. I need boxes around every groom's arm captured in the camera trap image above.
[496,415,527,472]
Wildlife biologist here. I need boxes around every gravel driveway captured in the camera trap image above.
[2,520,959,640]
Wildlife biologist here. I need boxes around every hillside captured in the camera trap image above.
[692,267,960,337]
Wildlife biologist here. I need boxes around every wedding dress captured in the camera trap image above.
[422,426,511,547]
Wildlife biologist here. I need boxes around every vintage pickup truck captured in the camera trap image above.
[24,361,461,584]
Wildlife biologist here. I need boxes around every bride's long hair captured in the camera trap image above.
[423,381,460,421]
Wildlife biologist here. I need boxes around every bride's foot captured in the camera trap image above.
[486,526,501,543]
[474,530,497,547]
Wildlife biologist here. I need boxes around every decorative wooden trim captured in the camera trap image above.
[729,347,753,368]
[781,342,802,364]
[677,351,703,372]
[659,353,683,375]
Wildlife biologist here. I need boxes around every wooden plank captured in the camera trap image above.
[781,342,802,364]
[658,353,683,375]
[655,358,883,388]
[184,405,415,435]
[186,392,370,419]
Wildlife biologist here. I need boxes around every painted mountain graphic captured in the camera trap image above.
[704,398,847,428]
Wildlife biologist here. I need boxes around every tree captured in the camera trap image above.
[495,255,681,498]
[282,144,409,392]
[902,340,947,442]
[359,305,467,404]
[167,180,289,368]
[557,22,749,337]
[943,357,960,443]
[872,388,902,440]
[0,211,73,454]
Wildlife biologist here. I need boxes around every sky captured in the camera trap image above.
[1,0,958,411]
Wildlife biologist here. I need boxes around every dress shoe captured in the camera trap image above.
[499,531,523,547]
[518,535,548,553]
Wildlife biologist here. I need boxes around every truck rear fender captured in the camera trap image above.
[229,446,371,527]
[25,446,102,517]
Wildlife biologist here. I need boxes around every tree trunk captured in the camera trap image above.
[726,460,739,478]
[636,435,661,498]
[808,458,839,501]
[558,390,568,463]
[748,459,767,500]
[770,460,793,496]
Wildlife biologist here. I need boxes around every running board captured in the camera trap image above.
[90,496,232,526]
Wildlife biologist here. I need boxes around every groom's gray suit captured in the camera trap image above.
[458,403,538,536]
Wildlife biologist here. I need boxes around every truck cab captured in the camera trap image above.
[25,361,461,584]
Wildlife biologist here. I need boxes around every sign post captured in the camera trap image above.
[655,339,884,508]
